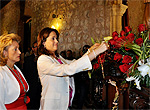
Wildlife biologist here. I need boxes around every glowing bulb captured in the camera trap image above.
[57,23,59,28]
[51,25,55,29]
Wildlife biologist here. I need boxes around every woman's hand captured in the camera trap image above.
[89,43,100,52]
[96,41,108,53]
[87,41,108,61]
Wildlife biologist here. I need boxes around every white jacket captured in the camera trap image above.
[0,65,29,110]
[37,54,92,110]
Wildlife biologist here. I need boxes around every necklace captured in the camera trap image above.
[6,64,27,104]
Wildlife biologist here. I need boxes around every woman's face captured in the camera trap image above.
[44,31,58,53]
[4,41,21,64]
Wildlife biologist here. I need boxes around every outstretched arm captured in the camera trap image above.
[84,41,108,61]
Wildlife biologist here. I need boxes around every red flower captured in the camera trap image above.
[125,47,131,51]
[109,35,123,49]
[114,52,122,62]
[109,39,116,45]
[120,36,126,41]
[112,31,119,37]
[93,63,100,70]
[113,36,119,40]
[135,38,143,46]
[138,24,147,33]
[125,26,132,33]
[135,55,139,60]
[126,33,135,42]
[114,37,125,48]
[119,63,132,73]
[122,55,132,64]
[117,36,125,42]
[114,42,122,49]
[120,30,126,36]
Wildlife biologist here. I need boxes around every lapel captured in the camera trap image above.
[48,55,67,64]
[59,55,67,64]
[2,65,29,91]
[2,65,19,84]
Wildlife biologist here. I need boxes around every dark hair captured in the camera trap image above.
[67,50,72,54]
[37,27,59,56]
[32,40,37,48]
[82,45,90,54]
[60,50,66,59]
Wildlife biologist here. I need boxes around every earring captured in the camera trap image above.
[3,50,8,58]
[44,43,46,48]
[42,42,46,48]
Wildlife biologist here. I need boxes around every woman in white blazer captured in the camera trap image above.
[0,33,30,110]
[37,27,108,110]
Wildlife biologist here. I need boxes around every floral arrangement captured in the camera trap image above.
[121,24,150,90]
[92,24,150,90]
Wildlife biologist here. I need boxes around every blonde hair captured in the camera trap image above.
[0,33,21,66]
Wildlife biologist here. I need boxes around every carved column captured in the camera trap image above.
[144,1,150,29]
[110,0,128,34]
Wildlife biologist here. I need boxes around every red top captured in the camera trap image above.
[5,69,30,110]
[57,59,63,64]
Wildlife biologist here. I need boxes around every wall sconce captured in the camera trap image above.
[51,14,62,31]
[51,25,56,29]
[52,14,65,19]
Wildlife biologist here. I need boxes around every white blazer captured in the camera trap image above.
[0,65,29,110]
[37,54,92,110]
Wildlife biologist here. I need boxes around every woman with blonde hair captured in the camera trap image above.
[0,33,30,110]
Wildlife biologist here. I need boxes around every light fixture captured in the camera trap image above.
[52,14,58,18]
[51,25,55,29]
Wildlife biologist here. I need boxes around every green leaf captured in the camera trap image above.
[91,37,95,44]
[130,44,141,49]
[133,50,141,56]
[146,75,150,87]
